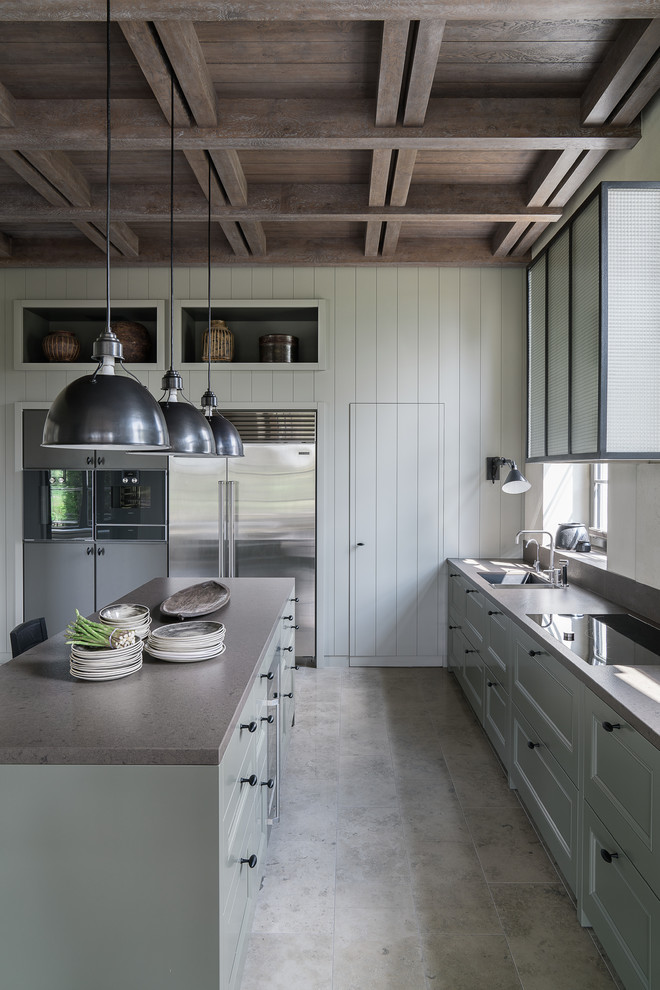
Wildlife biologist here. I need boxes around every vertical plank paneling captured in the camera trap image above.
[396,269,419,403]
[272,372,294,403]
[458,269,482,557]
[439,268,461,559]
[418,268,439,404]
[188,267,206,299]
[251,372,274,403]
[210,267,232,299]
[230,269,252,299]
[66,269,87,299]
[376,268,398,403]
[500,268,526,556]
[313,267,335,657]
[110,267,129,300]
[25,269,47,299]
[355,268,378,403]
[293,268,315,299]
[479,268,503,557]
[86,268,105,298]
[45,270,67,299]
[375,403,398,658]
[350,403,377,658]
[272,267,294,299]
[230,370,252,402]
[251,268,273,299]
[333,267,356,658]
[293,372,315,403]
[417,403,443,657]
[127,267,146,299]
[396,403,419,656]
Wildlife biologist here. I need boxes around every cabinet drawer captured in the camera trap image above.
[582,801,660,990]
[222,789,260,989]
[486,608,509,684]
[583,690,660,893]
[511,706,579,894]
[462,645,485,723]
[448,571,468,618]
[483,660,509,767]
[512,626,580,784]
[448,612,463,674]
[464,587,486,648]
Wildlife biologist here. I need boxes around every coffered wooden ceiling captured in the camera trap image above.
[1,1,660,267]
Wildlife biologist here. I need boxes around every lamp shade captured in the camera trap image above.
[159,398,215,456]
[206,409,244,457]
[502,465,531,494]
[42,373,169,450]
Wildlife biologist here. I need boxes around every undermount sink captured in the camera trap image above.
[480,571,553,587]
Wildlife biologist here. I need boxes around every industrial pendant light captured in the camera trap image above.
[42,0,169,452]
[200,159,244,457]
[157,74,215,457]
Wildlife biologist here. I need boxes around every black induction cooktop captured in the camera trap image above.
[526,613,660,666]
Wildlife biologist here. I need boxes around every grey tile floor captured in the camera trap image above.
[241,667,620,990]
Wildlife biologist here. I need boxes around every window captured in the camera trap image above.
[590,463,608,549]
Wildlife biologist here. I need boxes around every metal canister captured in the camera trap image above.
[259,334,298,362]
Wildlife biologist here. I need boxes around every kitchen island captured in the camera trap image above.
[0,576,296,990]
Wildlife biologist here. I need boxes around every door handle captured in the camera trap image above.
[97,546,105,556]
[356,542,364,547]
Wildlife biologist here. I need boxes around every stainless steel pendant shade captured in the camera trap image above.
[159,398,215,455]
[201,390,244,457]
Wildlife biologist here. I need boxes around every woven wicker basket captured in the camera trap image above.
[202,320,234,362]
[42,330,80,362]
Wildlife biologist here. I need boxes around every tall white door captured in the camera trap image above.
[349,403,445,666]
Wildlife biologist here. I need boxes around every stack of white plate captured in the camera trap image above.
[70,640,144,681]
[146,620,226,662]
[98,603,151,641]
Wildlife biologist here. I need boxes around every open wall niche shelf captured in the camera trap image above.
[15,299,166,372]
[174,299,325,371]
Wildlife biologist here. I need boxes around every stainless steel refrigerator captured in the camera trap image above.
[168,411,316,660]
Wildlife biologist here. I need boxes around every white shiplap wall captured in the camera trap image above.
[0,265,526,662]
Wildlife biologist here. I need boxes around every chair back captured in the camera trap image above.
[10,617,48,658]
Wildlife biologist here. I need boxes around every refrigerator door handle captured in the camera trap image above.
[218,481,226,578]
[227,480,236,578]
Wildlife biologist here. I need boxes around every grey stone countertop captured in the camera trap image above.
[448,558,660,749]
[0,576,294,766]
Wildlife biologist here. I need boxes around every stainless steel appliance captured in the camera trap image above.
[169,410,316,661]
[527,612,660,666]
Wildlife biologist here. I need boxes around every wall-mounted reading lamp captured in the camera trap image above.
[486,457,531,494]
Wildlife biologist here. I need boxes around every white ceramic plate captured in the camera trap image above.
[70,642,143,662]
[99,603,150,622]
[144,643,226,663]
[70,660,143,681]
[150,620,225,641]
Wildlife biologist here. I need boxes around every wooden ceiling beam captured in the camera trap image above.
[402,20,445,126]
[376,21,410,127]
[611,51,660,123]
[581,18,660,124]
[0,81,15,127]
[0,98,641,151]
[492,221,530,258]
[153,20,217,127]
[526,150,582,208]
[119,20,190,126]
[0,231,12,258]
[2,2,658,20]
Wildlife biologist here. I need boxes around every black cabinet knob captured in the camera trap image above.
[240,774,258,787]
[487,681,498,688]
[287,624,300,630]
[527,740,540,749]
[241,854,258,869]
[528,650,545,657]
[600,849,619,864]
[356,542,365,546]
[283,615,294,621]
[602,721,622,732]
[283,646,294,652]
[261,778,275,789]
[488,610,502,616]
[261,714,274,724]
[466,589,478,594]
[261,671,274,680]
[240,721,258,733]
[290,597,299,602]
[281,691,293,699]
[292,665,300,670]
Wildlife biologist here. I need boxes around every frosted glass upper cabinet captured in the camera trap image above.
[173,299,326,371]
[15,300,165,372]
[527,182,660,461]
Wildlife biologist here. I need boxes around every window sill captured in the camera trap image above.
[554,547,608,570]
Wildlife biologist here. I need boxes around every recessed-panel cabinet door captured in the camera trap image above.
[23,542,94,636]
[349,402,444,666]
[95,543,168,609]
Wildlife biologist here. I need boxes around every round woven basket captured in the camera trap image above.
[202,320,234,362]
[110,320,151,362]
[42,330,80,362]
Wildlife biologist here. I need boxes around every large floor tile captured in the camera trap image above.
[408,838,485,888]
[336,805,409,882]
[338,763,399,807]
[421,933,523,989]
[447,757,520,810]
[490,883,617,990]
[252,869,335,935]
[334,878,418,940]
[333,934,427,990]
[241,933,333,990]
[413,879,503,935]
[465,806,560,883]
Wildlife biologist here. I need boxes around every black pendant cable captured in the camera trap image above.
[42,0,169,450]
[200,157,244,457]
[157,72,214,456]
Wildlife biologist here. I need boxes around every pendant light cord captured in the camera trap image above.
[207,157,212,393]
[169,71,175,375]
[105,0,111,335]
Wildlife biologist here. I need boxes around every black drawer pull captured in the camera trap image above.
[448,625,460,630]
[240,721,258,733]
[602,721,622,732]
[287,624,300,630]
[600,849,619,864]
[488,610,502,616]
[487,680,498,688]
[290,597,299,602]
[283,614,294,621]
[528,650,545,657]
[261,671,274,680]
[449,572,460,577]
[283,645,294,652]
[86,455,94,465]
[292,665,300,670]
[241,854,258,869]
[465,649,478,654]
[466,589,478,594]
[86,546,94,555]
[527,740,540,749]
[261,714,274,724]
[240,774,258,787]
[281,691,293,699]
[261,778,275,789]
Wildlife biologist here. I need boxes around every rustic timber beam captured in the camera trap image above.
[0,99,640,151]
[0,183,564,224]
[492,222,529,258]
[402,20,445,126]
[376,21,410,127]
[0,231,12,258]
[153,21,217,127]
[0,81,15,127]
[2,2,659,20]
[526,150,582,208]
[0,235,528,269]
[611,51,660,122]
[581,19,660,124]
